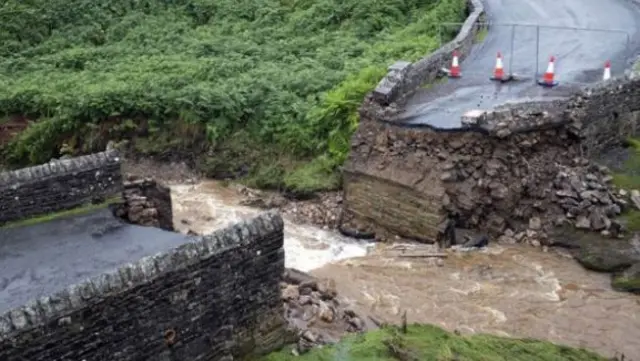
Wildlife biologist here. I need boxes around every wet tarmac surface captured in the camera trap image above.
[398,0,640,128]
[0,209,189,313]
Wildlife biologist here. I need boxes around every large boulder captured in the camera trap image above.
[572,240,640,272]
[551,229,640,294]
[551,228,640,272]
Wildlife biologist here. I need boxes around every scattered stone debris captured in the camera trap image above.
[236,185,343,229]
[494,158,633,247]
[281,268,376,355]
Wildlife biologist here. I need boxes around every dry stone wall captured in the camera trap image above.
[568,77,640,158]
[0,211,287,361]
[342,76,640,244]
[371,0,485,108]
[113,176,175,231]
[0,150,123,225]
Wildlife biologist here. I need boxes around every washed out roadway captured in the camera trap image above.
[0,209,190,313]
[397,0,640,128]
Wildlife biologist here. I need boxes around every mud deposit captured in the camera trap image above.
[311,244,640,358]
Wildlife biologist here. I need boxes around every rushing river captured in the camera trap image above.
[172,181,640,358]
[170,182,372,271]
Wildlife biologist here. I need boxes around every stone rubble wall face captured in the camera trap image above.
[0,150,123,225]
[0,211,287,361]
[118,178,175,231]
[343,76,640,242]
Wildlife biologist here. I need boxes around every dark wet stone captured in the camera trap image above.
[462,235,489,248]
[572,241,640,272]
[551,229,640,272]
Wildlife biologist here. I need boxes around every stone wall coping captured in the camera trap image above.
[370,0,485,106]
[0,150,121,190]
[0,211,285,341]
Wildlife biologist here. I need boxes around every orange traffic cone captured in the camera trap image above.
[490,52,505,81]
[449,50,461,78]
[537,56,558,87]
[603,60,611,81]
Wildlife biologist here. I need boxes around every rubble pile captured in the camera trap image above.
[497,158,638,246]
[281,269,374,355]
[236,185,343,229]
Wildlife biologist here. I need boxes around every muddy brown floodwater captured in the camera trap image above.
[312,245,640,358]
[168,181,372,272]
[153,173,640,358]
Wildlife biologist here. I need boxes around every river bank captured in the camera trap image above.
[120,157,640,358]
[260,323,614,361]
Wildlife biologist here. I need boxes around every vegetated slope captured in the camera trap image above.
[0,0,465,194]
[259,324,611,361]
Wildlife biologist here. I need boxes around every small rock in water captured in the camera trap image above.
[282,285,300,301]
[462,235,489,248]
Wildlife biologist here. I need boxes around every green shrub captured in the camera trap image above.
[0,0,467,191]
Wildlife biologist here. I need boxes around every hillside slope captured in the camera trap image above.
[0,0,466,194]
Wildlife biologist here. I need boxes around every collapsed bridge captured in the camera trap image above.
[338,0,640,244]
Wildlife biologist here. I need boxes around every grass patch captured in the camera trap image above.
[620,209,640,232]
[257,324,608,361]
[474,27,488,43]
[612,137,640,231]
[0,0,468,193]
[612,273,640,293]
[420,76,448,90]
[0,198,119,229]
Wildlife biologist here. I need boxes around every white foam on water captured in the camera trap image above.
[171,183,371,272]
[281,219,372,272]
[479,306,507,323]
[510,254,562,302]
[448,282,482,296]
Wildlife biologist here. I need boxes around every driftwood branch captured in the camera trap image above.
[396,252,448,258]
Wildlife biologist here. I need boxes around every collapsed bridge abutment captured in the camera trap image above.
[341,74,640,244]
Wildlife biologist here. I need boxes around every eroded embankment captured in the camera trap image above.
[342,75,640,242]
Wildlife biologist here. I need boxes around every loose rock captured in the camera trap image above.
[280,269,373,355]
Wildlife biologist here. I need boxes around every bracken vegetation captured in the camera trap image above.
[258,324,610,361]
[0,0,466,195]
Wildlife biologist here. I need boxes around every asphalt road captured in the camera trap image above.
[0,209,190,313]
[397,0,640,128]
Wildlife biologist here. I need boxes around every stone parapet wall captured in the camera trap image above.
[568,77,640,157]
[371,0,485,108]
[0,211,287,361]
[0,150,123,225]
